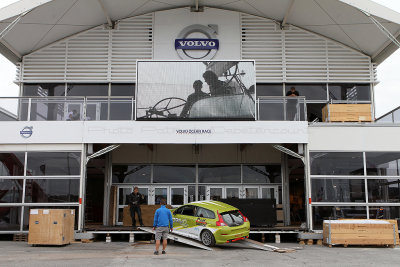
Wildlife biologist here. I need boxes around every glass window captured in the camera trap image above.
[25,179,80,203]
[394,109,400,123]
[67,84,108,96]
[171,187,184,205]
[311,179,365,202]
[0,179,23,203]
[112,165,151,183]
[243,165,281,183]
[245,187,259,198]
[199,165,241,183]
[198,186,206,201]
[328,84,371,101]
[307,103,325,122]
[153,165,196,183]
[0,206,21,231]
[155,188,168,205]
[369,206,400,219]
[312,206,367,229]
[0,153,25,176]
[226,187,239,199]
[376,113,393,123]
[310,152,364,175]
[210,187,223,201]
[27,152,81,176]
[366,152,400,176]
[181,205,195,216]
[110,98,133,120]
[285,84,327,101]
[111,84,135,97]
[256,84,283,96]
[258,99,284,120]
[196,207,215,219]
[188,185,196,203]
[368,179,400,203]
[23,84,65,97]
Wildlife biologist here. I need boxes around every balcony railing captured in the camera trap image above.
[0,96,307,122]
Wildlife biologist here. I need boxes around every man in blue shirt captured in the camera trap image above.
[153,199,173,255]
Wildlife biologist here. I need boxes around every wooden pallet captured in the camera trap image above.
[13,234,28,242]
[299,239,323,245]
[328,243,396,248]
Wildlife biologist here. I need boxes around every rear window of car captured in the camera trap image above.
[221,210,244,226]
[196,207,215,219]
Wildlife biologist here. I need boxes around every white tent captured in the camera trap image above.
[0,0,399,64]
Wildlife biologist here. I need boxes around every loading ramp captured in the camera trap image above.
[139,227,296,253]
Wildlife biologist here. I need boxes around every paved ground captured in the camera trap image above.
[1,241,400,267]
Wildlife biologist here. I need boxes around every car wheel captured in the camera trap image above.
[200,230,215,247]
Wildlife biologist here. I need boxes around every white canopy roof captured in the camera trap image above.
[0,0,399,64]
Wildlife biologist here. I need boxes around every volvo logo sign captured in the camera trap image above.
[175,24,219,60]
[20,126,33,138]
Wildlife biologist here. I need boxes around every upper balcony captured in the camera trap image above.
[0,96,308,122]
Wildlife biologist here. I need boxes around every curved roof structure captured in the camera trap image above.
[0,0,399,64]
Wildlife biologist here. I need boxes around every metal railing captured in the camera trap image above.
[0,96,307,121]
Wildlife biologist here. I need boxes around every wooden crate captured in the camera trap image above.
[123,205,172,227]
[322,104,372,122]
[28,209,75,245]
[323,219,398,247]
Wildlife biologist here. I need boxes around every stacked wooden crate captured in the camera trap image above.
[123,205,173,227]
[322,104,372,122]
[28,209,75,245]
[323,219,398,247]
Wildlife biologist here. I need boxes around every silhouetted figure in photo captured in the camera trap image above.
[202,70,234,96]
[180,80,209,118]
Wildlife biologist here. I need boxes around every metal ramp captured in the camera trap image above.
[239,239,297,253]
[139,227,213,251]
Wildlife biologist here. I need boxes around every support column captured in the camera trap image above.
[304,144,312,231]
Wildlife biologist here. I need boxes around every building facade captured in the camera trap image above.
[1,1,400,234]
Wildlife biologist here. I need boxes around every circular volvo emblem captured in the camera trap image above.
[20,126,33,138]
[175,24,219,60]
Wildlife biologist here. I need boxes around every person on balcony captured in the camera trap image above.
[286,87,299,97]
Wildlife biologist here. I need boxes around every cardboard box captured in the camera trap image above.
[123,205,172,227]
[28,209,75,245]
[322,104,372,122]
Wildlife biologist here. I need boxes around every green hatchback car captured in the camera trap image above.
[171,200,250,246]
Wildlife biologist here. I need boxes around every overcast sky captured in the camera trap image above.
[0,0,399,117]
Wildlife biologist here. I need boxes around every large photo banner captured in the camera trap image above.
[136,61,256,120]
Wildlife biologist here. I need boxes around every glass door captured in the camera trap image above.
[153,187,168,205]
[207,186,224,201]
[225,187,240,199]
[260,186,280,204]
[170,186,188,206]
[244,186,259,199]
[85,102,101,120]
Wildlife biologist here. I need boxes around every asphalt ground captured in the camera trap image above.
[1,241,400,267]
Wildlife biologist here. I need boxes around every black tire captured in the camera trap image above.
[200,230,215,247]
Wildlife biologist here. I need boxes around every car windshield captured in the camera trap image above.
[220,210,244,227]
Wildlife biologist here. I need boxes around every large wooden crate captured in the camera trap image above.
[323,219,398,247]
[123,205,172,227]
[322,104,372,122]
[28,209,75,245]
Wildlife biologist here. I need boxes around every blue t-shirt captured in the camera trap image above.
[153,205,173,228]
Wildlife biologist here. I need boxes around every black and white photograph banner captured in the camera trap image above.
[136,61,256,120]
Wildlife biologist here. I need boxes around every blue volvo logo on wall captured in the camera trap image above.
[20,126,33,138]
[175,24,219,60]
[175,39,219,50]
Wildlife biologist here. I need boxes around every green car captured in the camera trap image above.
[171,200,250,246]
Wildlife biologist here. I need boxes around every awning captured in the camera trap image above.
[0,0,399,64]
